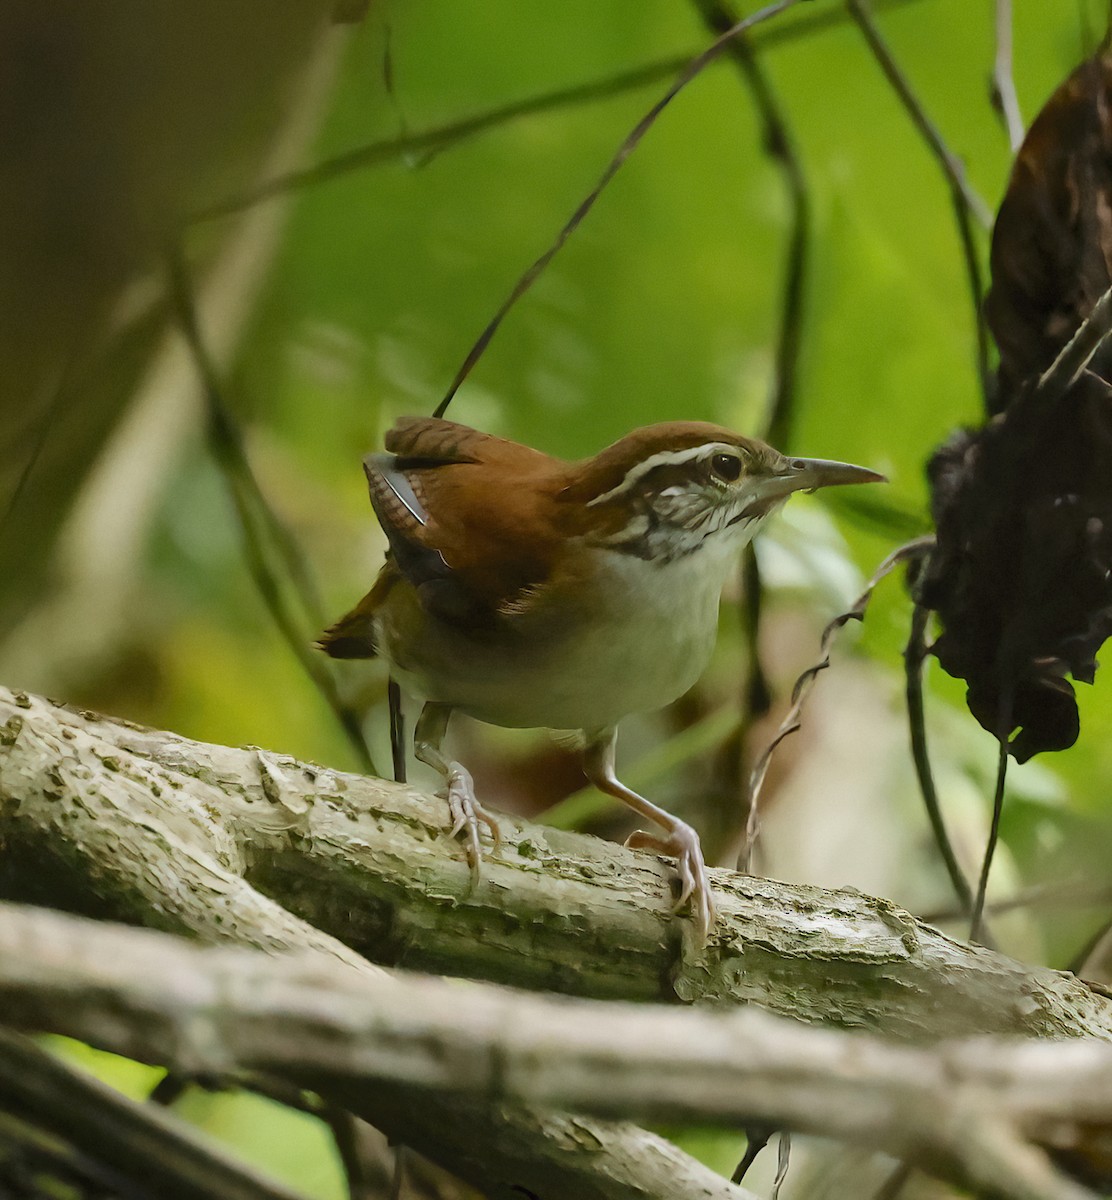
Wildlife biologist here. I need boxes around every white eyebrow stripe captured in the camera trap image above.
[587,443,735,507]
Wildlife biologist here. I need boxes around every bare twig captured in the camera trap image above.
[192,58,700,224]
[846,0,993,404]
[846,0,993,230]
[0,1111,144,1200]
[155,1070,394,1200]
[1035,283,1112,399]
[991,0,1025,152]
[873,1161,913,1200]
[740,551,774,725]
[692,0,811,451]
[153,1071,464,1200]
[380,23,411,152]
[920,878,1112,926]
[166,249,378,776]
[433,0,809,418]
[3,903,1112,1200]
[739,535,934,871]
[3,913,758,1200]
[1070,887,1112,976]
[971,711,1012,944]
[770,1133,791,1200]
[732,1124,774,1184]
[726,545,774,861]
[9,682,1112,1038]
[689,0,811,862]
[905,595,978,925]
[167,254,324,627]
[0,1030,310,1200]
[0,355,76,534]
[189,0,925,226]
[388,1149,406,1200]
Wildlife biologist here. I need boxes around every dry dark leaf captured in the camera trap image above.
[924,371,1112,760]
[925,44,1112,760]
[986,47,1112,401]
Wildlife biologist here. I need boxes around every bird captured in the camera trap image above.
[320,415,884,940]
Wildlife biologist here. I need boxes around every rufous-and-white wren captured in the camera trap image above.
[320,416,883,939]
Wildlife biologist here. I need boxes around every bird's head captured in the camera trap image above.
[567,422,884,562]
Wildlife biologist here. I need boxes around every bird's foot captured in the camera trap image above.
[626,820,716,943]
[443,760,501,876]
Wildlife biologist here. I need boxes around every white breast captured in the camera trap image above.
[384,524,756,734]
[542,538,738,730]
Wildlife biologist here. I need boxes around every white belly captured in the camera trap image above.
[384,540,742,733]
[531,551,724,730]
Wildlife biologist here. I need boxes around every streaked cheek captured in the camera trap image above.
[656,487,715,527]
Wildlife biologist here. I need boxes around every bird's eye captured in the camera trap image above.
[710,453,743,483]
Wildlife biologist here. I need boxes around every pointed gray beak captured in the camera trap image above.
[761,456,886,498]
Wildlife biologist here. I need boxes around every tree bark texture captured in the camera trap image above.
[2,685,1108,1043]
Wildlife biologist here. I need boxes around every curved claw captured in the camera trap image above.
[444,761,501,876]
[626,821,716,944]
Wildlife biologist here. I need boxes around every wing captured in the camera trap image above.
[366,416,568,631]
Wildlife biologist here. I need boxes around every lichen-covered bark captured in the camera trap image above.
[1,684,1110,1046]
[0,686,753,1200]
[2,901,1109,1200]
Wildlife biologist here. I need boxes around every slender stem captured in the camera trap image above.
[318,1107,391,1200]
[388,1148,406,1200]
[0,1031,309,1200]
[189,0,926,225]
[732,1124,773,1184]
[689,0,807,860]
[904,601,977,920]
[920,878,1112,927]
[991,0,1025,151]
[770,1132,791,1200]
[167,247,378,776]
[874,1161,913,1200]
[691,0,811,451]
[741,547,773,722]
[193,61,696,224]
[0,1111,141,1199]
[380,21,411,151]
[954,186,993,409]
[739,535,934,872]
[389,677,407,784]
[1070,908,1112,975]
[1,354,76,532]
[846,0,993,406]
[433,0,809,418]
[765,162,810,453]
[737,552,768,863]
[155,1070,394,1200]
[971,720,1011,944]
[1036,282,1112,399]
[847,0,993,229]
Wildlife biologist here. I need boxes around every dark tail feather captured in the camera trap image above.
[317,610,378,659]
[318,573,394,659]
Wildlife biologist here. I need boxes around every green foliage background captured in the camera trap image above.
[5,1,1112,1194]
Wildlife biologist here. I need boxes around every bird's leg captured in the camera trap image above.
[582,728,715,942]
[413,702,500,873]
